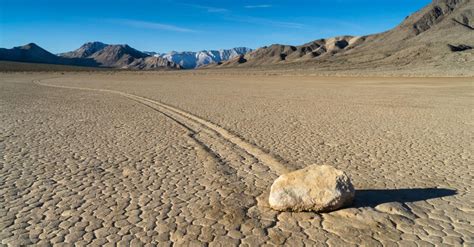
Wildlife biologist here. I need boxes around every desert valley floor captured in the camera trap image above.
[0,72,473,246]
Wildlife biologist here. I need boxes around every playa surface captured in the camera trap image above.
[1,72,473,246]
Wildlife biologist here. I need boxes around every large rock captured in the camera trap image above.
[269,165,355,212]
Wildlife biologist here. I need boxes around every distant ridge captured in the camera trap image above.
[0,43,99,67]
[0,42,181,70]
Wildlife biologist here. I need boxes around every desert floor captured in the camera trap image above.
[1,72,473,246]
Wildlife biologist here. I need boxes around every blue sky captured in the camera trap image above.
[0,0,431,53]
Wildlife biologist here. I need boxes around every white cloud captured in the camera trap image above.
[109,19,196,33]
[185,4,228,13]
[244,5,272,9]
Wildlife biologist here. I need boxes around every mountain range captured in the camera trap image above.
[0,0,472,73]
[214,0,473,74]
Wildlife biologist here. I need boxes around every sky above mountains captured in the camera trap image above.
[1,0,431,53]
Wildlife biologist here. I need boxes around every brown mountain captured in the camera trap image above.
[215,0,473,74]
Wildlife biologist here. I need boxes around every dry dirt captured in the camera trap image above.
[1,72,473,246]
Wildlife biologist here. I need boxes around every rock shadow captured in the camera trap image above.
[353,188,457,208]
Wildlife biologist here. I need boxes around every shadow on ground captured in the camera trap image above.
[354,188,457,208]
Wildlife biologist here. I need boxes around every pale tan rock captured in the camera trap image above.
[269,165,355,212]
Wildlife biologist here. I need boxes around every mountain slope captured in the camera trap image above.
[216,0,473,74]
[159,47,252,69]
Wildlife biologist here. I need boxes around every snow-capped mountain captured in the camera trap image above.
[158,47,252,69]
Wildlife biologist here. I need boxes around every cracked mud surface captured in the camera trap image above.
[1,72,473,246]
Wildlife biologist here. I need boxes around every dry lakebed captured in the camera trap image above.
[1,72,473,246]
